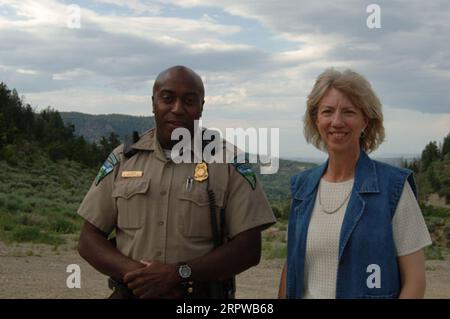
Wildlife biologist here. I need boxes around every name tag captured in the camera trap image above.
[121,171,143,178]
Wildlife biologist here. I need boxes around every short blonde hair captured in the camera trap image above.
[304,68,385,153]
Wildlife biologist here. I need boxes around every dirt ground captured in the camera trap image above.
[0,239,449,299]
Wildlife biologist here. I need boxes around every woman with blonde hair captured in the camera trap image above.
[278,68,431,299]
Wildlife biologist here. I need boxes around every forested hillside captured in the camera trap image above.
[405,134,450,204]
[0,82,119,244]
[0,83,120,168]
[60,112,154,143]
[403,134,450,257]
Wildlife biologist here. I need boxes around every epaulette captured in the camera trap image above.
[232,153,257,190]
[123,131,140,159]
[95,152,119,186]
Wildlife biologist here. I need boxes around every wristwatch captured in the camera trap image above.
[178,263,192,281]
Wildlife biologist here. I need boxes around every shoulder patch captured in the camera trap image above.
[232,156,256,190]
[95,152,119,186]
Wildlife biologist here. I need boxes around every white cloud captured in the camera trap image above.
[26,89,150,115]
[1,0,449,158]
[93,0,161,15]
[0,0,253,85]
[162,0,450,113]
[0,0,67,26]
[206,88,247,107]
[52,68,94,81]
[380,105,450,156]
[16,68,38,75]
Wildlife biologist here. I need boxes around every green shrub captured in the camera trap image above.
[425,217,443,234]
[425,245,444,260]
[271,205,282,219]
[1,145,19,166]
[20,201,33,213]
[11,226,65,245]
[2,218,17,231]
[443,225,450,243]
[18,213,48,228]
[263,231,277,242]
[0,212,17,231]
[11,226,41,242]
[422,205,450,219]
[262,241,287,260]
[49,218,76,234]
[29,180,46,188]
[6,200,20,212]
[276,218,288,226]
[63,210,80,220]
[3,223,15,231]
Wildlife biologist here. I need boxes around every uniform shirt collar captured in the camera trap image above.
[130,128,168,162]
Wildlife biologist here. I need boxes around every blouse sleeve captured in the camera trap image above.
[392,181,432,256]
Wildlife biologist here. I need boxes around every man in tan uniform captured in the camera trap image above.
[77,65,276,299]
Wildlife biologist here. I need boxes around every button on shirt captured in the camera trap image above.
[78,129,276,264]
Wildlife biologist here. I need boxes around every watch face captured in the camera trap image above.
[179,264,191,279]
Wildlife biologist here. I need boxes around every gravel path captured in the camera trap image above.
[0,241,448,299]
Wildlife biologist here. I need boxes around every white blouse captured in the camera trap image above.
[302,178,432,299]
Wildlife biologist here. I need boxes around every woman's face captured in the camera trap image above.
[316,88,368,155]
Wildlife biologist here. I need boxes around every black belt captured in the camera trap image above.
[107,277,235,299]
[181,278,236,299]
[108,277,136,299]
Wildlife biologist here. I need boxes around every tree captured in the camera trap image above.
[421,141,440,171]
[406,159,420,174]
[97,132,121,161]
[428,166,441,192]
[442,133,450,158]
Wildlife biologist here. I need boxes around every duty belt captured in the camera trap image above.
[107,277,235,299]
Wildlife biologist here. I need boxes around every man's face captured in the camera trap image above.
[152,69,204,149]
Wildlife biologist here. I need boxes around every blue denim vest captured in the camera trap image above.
[286,151,417,299]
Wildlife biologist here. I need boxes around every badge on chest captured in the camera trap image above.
[194,163,208,182]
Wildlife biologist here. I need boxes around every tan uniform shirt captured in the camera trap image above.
[78,129,276,264]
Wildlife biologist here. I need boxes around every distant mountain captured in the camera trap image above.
[373,157,409,167]
[286,156,419,167]
[60,112,155,143]
[59,111,318,204]
[286,157,326,165]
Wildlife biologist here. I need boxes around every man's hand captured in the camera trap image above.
[123,260,181,299]
[78,221,145,282]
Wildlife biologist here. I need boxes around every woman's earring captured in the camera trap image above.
[360,129,366,138]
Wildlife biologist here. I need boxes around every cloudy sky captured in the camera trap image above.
[1,0,449,159]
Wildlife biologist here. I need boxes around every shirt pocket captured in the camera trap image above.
[178,184,225,239]
[112,178,150,229]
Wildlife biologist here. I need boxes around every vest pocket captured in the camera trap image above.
[113,178,150,229]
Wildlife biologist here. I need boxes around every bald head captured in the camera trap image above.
[151,65,205,149]
[153,65,204,99]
